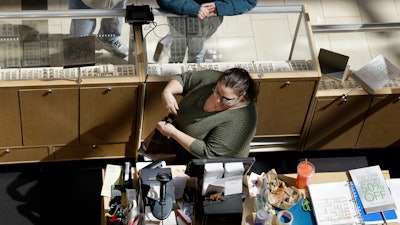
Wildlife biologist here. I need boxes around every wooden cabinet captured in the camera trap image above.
[303,95,372,150]
[356,95,400,148]
[80,85,139,144]
[255,80,316,136]
[0,90,22,147]
[19,87,79,146]
[0,147,50,163]
[0,81,140,164]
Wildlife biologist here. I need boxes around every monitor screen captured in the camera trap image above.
[185,157,256,179]
[318,48,349,74]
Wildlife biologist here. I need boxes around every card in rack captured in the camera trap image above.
[349,165,397,214]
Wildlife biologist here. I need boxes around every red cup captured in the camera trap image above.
[295,161,315,189]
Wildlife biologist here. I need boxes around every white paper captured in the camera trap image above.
[202,163,224,195]
[224,177,243,195]
[224,162,244,178]
[308,181,360,225]
[145,206,177,224]
[101,164,122,197]
[386,178,400,218]
[352,55,400,93]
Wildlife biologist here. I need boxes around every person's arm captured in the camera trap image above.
[157,0,201,17]
[214,0,258,16]
[156,121,195,151]
[162,79,183,115]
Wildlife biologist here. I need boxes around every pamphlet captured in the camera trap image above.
[349,165,397,214]
[352,55,400,94]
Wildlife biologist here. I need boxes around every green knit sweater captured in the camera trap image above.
[173,70,258,159]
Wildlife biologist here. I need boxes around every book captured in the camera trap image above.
[349,165,397,214]
[350,181,398,224]
[351,54,400,94]
[308,181,398,225]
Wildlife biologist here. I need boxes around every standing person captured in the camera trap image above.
[69,0,129,58]
[156,0,258,63]
[156,68,259,164]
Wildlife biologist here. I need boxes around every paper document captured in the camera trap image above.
[101,164,122,197]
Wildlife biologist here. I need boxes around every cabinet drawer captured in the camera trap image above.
[53,144,127,160]
[0,147,50,163]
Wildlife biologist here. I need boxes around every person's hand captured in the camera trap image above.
[156,121,176,138]
[162,91,179,115]
[198,2,217,20]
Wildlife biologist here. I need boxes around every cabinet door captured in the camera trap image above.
[304,95,372,150]
[356,95,400,148]
[256,80,316,136]
[141,82,183,140]
[80,85,139,144]
[141,82,168,140]
[20,88,79,145]
[0,90,22,147]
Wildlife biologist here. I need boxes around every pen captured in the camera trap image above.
[381,211,387,225]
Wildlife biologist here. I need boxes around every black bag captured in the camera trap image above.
[138,114,177,164]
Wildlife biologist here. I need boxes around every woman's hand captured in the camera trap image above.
[198,2,217,20]
[156,121,176,138]
[162,91,179,115]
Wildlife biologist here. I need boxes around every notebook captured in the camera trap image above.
[350,181,398,224]
[351,55,400,94]
[308,181,398,225]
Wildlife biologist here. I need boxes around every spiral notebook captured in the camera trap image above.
[308,181,398,225]
[350,181,398,224]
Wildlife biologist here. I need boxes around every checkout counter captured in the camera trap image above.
[100,160,397,225]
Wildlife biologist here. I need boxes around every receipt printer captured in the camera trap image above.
[138,167,175,221]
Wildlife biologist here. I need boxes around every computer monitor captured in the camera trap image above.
[184,157,256,179]
[318,48,349,81]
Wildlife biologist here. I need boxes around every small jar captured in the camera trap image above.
[254,209,273,225]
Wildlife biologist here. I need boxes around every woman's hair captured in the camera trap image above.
[218,68,259,102]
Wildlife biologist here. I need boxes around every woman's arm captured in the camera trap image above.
[156,121,195,151]
[162,79,183,115]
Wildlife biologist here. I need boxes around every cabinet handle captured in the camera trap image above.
[5,149,10,153]
[396,96,400,103]
[103,87,112,94]
[341,94,347,103]
[280,81,291,89]
[92,145,97,149]
[47,89,52,94]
